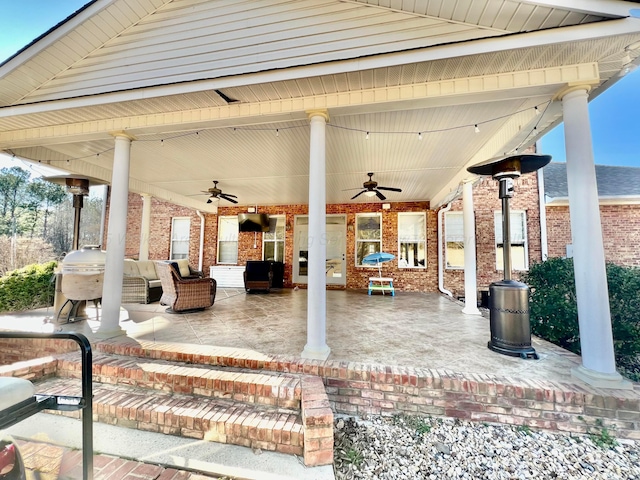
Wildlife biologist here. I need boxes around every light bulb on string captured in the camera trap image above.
[365,132,370,140]
[474,124,480,133]
[418,132,423,140]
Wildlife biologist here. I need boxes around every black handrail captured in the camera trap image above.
[0,331,93,480]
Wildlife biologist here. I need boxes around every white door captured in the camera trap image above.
[293,215,346,286]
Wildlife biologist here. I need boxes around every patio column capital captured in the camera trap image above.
[554,84,594,101]
[306,109,329,122]
[109,130,137,141]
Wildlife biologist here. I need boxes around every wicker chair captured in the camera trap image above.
[243,261,273,293]
[156,261,216,313]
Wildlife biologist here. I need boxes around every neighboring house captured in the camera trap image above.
[543,162,640,267]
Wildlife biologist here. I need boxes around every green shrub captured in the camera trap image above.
[0,261,57,313]
[523,258,640,381]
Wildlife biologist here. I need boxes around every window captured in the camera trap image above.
[170,217,190,260]
[217,216,238,264]
[356,213,381,266]
[494,211,528,271]
[398,213,426,268]
[263,215,285,261]
[445,212,464,269]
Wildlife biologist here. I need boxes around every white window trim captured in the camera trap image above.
[217,215,239,265]
[170,217,190,260]
[444,211,464,270]
[355,212,382,267]
[262,215,285,262]
[397,212,427,269]
[494,210,529,271]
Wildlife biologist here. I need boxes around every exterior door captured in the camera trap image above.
[293,215,346,286]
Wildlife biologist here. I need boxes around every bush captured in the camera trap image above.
[523,258,640,381]
[0,261,57,313]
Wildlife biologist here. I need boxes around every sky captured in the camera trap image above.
[0,0,639,173]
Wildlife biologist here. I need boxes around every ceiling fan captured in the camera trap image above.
[347,172,402,201]
[202,180,238,204]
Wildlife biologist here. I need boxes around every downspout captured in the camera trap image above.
[537,165,549,262]
[437,202,454,297]
[196,210,205,272]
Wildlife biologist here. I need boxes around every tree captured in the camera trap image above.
[24,178,67,237]
[0,166,30,236]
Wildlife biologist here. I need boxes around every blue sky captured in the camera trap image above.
[0,0,638,170]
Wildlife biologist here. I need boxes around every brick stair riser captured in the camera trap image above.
[55,355,301,410]
[37,379,305,457]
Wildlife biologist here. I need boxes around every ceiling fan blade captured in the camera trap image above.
[223,193,238,198]
[376,190,387,201]
[376,186,402,192]
[219,194,238,204]
[351,190,366,200]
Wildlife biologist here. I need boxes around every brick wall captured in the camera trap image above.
[546,204,640,266]
[443,173,544,298]
[106,179,547,295]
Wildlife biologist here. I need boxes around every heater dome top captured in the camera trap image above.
[467,154,551,179]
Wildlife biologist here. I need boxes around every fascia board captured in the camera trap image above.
[546,195,640,206]
[1,17,640,117]
[518,0,639,18]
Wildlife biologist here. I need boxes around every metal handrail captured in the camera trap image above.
[0,331,93,480]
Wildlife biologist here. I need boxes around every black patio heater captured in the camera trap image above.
[467,153,551,359]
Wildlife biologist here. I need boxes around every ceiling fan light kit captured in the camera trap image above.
[202,180,238,204]
[348,172,402,201]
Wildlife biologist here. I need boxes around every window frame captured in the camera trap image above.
[444,211,465,270]
[170,217,190,260]
[262,215,285,262]
[397,212,427,269]
[217,215,239,265]
[355,212,382,267]
[494,210,529,271]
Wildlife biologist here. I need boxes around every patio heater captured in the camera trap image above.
[467,153,551,359]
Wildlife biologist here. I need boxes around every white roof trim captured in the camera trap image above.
[546,195,640,206]
[1,16,639,118]
[519,0,638,17]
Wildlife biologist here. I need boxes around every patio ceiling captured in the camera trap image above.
[1,0,639,211]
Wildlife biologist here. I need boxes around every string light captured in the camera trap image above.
[46,102,549,164]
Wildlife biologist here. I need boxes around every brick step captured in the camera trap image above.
[56,352,301,409]
[33,377,305,456]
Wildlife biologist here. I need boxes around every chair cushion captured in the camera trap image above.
[148,279,162,289]
[137,260,158,280]
[0,377,35,410]
[175,259,191,277]
[123,259,140,276]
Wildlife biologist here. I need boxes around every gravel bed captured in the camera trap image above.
[333,415,640,479]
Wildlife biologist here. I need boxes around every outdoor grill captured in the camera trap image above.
[55,246,106,324]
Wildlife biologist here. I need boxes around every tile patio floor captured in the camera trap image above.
[2,288,583,386]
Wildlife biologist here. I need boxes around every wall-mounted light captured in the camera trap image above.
[382,203,391,210]
[347,220,355,232]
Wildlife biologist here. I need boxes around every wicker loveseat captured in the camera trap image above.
[122,258,202,304]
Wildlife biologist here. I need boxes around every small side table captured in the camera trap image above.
[368,277,395,296]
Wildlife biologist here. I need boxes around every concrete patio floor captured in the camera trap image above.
[2,288,583,386]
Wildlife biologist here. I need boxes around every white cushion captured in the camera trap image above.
[0,377,35,410]
[136,260,158,280]
[175,259,191,277]
[148,279,162,289]
[123,259,140,276]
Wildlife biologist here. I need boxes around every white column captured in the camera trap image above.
[302,110,330,360]
[98,132,134,335]
[560,87,630,389]
[462,180,481,315]
[139,193,152,261]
